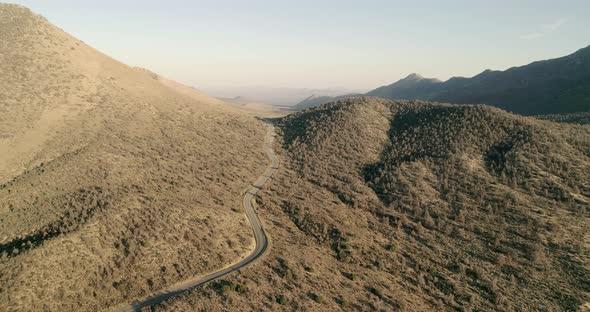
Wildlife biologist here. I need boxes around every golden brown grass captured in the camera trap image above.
[0,4,272,311]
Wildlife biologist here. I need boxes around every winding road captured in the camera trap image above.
[116,124,279,312]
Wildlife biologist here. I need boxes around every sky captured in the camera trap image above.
[10,0,590,92]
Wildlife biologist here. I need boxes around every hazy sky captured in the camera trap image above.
[11,0,590,91]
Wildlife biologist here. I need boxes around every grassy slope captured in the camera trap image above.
[157,97,589,311]
[0,4,268,311]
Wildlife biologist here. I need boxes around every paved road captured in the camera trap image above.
[116,125,279,312]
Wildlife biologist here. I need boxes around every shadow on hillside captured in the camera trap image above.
[256,116,281,125]
[0,187,109,258]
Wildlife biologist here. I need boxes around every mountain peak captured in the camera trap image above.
[367,45,590,115]
[404,73,424,80]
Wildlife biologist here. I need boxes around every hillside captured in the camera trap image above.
[366,46,590,115]
[0,4,269,311]
[155,97,590,311]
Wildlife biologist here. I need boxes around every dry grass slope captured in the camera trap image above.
[0,4,269,311]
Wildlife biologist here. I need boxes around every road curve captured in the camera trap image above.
[116,124,279,312]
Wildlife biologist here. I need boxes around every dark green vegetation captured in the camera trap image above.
[367,46,590,115]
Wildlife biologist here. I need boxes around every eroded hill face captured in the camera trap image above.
[155,97,589,311]
[0,5,268,311]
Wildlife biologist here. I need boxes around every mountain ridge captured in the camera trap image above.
[294,46,590,115]
[369,45,590,115]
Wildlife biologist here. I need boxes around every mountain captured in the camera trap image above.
[295,47,590,114]
[367,73,442,100]
[367,46,590,115]
[293,72,443,110]
[155,97,589,311]
[0,5,269,311]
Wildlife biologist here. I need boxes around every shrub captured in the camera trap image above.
[276,295,288,305]
[342,272,356,281]
[368,287,383,299]
[308,292,323,303]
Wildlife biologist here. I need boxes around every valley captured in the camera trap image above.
[1,3,589,312]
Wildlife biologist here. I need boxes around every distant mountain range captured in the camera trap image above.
[295,45,590,115]
[202,86,361,106]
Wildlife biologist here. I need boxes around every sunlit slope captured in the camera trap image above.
[0,4,267,311]
[0,4,233,182]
